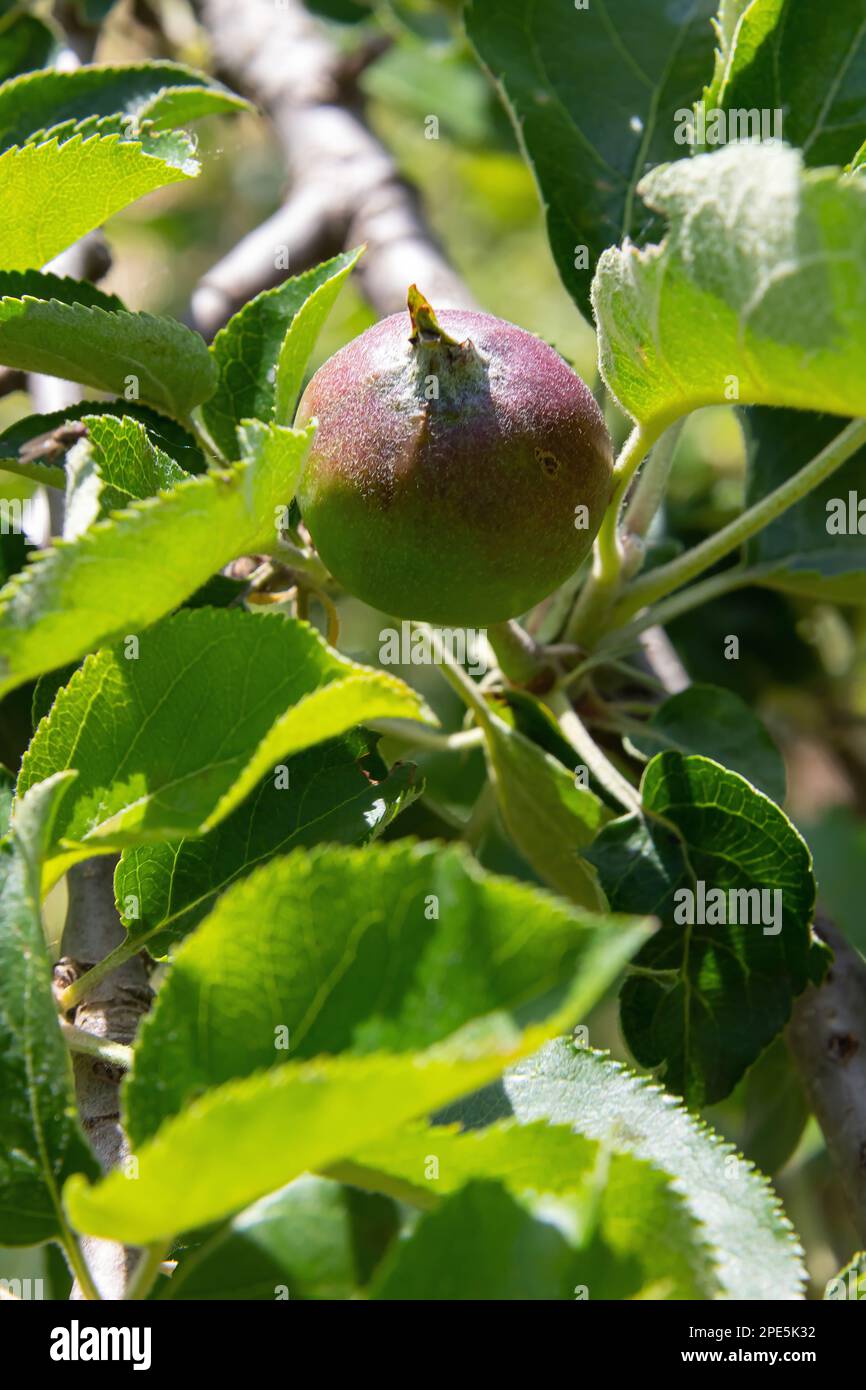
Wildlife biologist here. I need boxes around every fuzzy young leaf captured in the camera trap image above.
[114,733,420,955]
[201,250,362,459]
[0,426,313,698]
[466,0,717,319]
[125,840,650,1145]
[586,752,824,1105]
[594,143,866,429]
[449,1039,806,1300]
[0,774,100,1244]
[0,133,197,272]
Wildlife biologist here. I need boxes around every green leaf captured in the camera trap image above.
[273,250,363,424]
[0,427,313,698]
[465,0,718,318]
[114,732,421,955]
[803,807,866,956]
[0,399,205,488]
[0,16,57,84]
[594,143,866,429]
[452,1039,806,1300]
[17,607,433,876]
[0,528,30,586]
[0,773,100,1244]
[825,1251,866,1300]
[482,710,611,910]
[201,251,361,459]
[63,415,187,538]
[705,0,866,167]
[354,1120,713,1299]
[848,138,866,175]
[0,267,124,309]
[0,275,214,419]
[745,407,866,601]
[0,772,12,834]
[235,417,305,473]
[703,0,778,109]
[73,0,120,22]
[161,1176,399,1300]
[32,666,79,731]
[0,61,250,153]
[371,1180,590,1301]
[46,118,199,167]
[125,840,650,1146]
[702,0,753,108]
[0,471,37,587]
[65,1038,547,1244]
[63,411,187,536]
[0,765,13,836]
[494,688,580,769]
[626,683,786,802]
[182,573,248,610]
[739,1037,809,1175]
[586,752,824,1105]
[0,132,197,272]
[305,0,371,22]
[66,881,648,1245]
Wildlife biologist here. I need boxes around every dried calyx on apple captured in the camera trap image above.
[296,286,613,626]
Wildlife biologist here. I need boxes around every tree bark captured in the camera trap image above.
[56,857,152,1299]
[191,0,475,337]
[787,915,866,1244]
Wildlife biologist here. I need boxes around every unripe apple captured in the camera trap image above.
[296,288,613,626]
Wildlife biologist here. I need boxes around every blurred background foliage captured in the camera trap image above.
[1,0,865,1296]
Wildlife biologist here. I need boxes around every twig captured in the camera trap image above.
[564,423,663,646]
[787,916,866,1244]
[548,688,642,814]
[57,857,152,1300]
[613,416,866,625]
[635,626,690,696]
[0,367,25,399]
[60,1021,133,1070]
[369,719,484,753]
[190,0,476,335]
[621,419,685,544]
[123,1241,171,1302]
